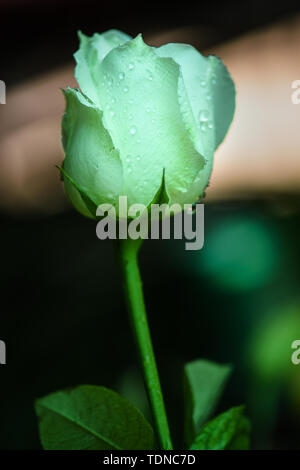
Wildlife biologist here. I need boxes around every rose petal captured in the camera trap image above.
[74,30,132,105]
[95,34,205,207]
[62,88,123,216]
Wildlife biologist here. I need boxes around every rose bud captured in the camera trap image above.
[60,30,235,218]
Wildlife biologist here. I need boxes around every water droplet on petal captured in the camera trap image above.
[128,63,134,70]
[129,126,137,135]
[207,121,213,129]
[110,110,115,117]
[199,109,209,122]
[200,122,207,132]
[146,107,151,113]
[111,97,116,104]
[146,70,153,81]
[200,80,206,87]
[119,72,125,80]
[105,103,110,110]
[206,95,212,101]
[123,86,129,93]
[126,156,131,163]
[136,156,141,161]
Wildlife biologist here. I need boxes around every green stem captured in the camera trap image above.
[117,238,173,450]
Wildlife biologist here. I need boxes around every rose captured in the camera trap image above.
[60,29,235,218]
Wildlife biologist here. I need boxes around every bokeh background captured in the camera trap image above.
[1,0,300,450]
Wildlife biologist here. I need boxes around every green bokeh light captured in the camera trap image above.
[199,216,281,292]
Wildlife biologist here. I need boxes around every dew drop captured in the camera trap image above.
[200,80,206,87]
[129,126,137,135]
[126,156,131,163]
[123,86,129,93]
[146,70,153,81]
[105,103,110,110]
[136,156,141,161]
[200,122,207,132]
[207,121,213,129]
[111,97,116,104]
[119,72,125,80]
[146,107,151,113]
[199,109,209,122]
[110,110,115,117]
[206,95,212,101]
[128,63,134,70]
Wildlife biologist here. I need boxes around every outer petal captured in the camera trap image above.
[95,35,206,207]
[62,88,123,217]
[156,43,236,151]
[156,43,235,203]
[74,30,132,105]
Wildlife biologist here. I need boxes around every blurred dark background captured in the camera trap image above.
[2,0,300,86]
[1,0,300,450]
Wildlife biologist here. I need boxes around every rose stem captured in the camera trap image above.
[117,238,173,450]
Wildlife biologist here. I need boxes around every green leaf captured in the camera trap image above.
[189,406,250,450]
[184,359,232,446]
[35,385,154,450]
